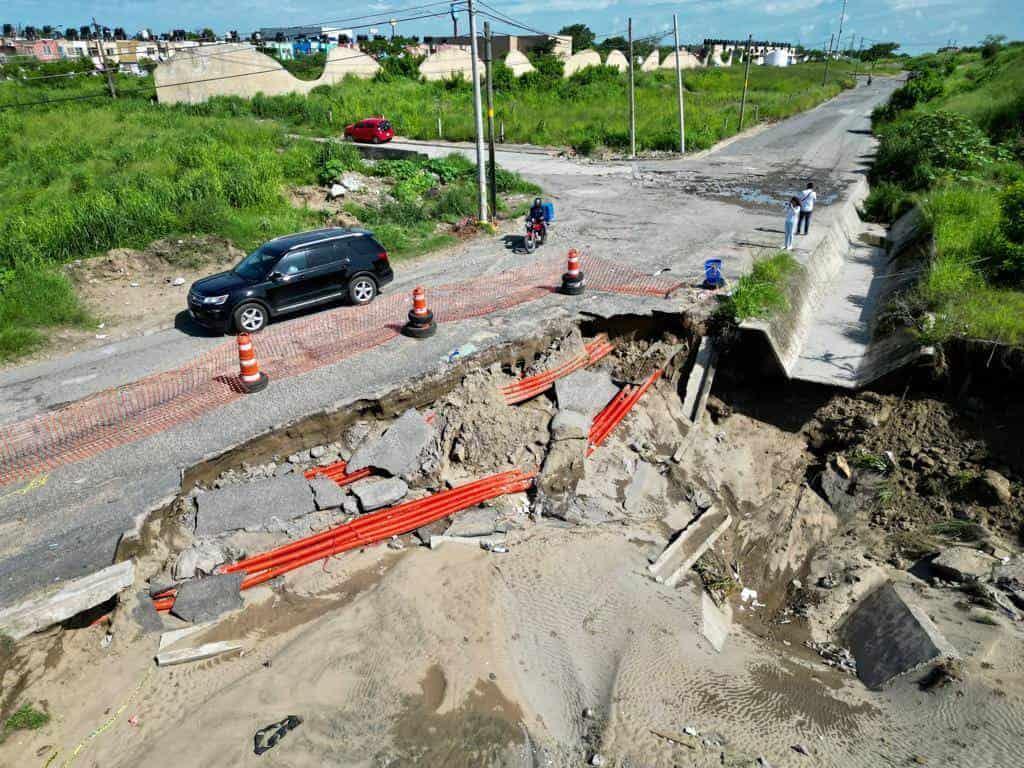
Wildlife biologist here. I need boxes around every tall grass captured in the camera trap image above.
[724,250,800,321]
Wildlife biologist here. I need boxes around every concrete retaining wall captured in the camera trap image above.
[155,44,380,105]
[419,48,483,81]
[660,50,703,70]
[504,50,535,77]
[563,49,601,77]
[605,50,628,72]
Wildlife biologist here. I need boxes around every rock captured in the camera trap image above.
[554,369,618,419]
[550,409,589,441]
[170,573,245,624]
[916,454,936,470]
[0,561,135,641]
[834,454,852,480]
[792,744,810,756]
[682,726,698,737]
[195,474,315,535]
[343,421,372,452]
[347,409,434,478]
[288,449,312,465]
[328,183,346,199]
[705,395,732,421]
[415,519,450,545]
[387,536,405,550]
[342,496,360,516]
[446,507,499,538]
[351,477,409,512]
[538,438,586,497]
[589,755,606,767]
[977,470,1012,505]
[274,462,294,477]
[131,589,165,635]
[691,488,713,512]
[582,707,595,720]
[931,547,996,582]
[171,276,185,286]
[340,172,364,192]
[840,581,959,689]
[173,542,226,580]
[309,445,327,459]
[307,476,347,510]
[993,556,1024,607]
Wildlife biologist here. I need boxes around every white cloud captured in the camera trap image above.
[763,0,825,13]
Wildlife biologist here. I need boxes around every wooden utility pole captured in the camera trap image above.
[853,35,863,80]
[822,33,835,86]
[483,22,498,220]
[627,18,636,158]
[738,34,753,132]
[466,0,488,222]
[92,17,116,98]
[672,14,685,153]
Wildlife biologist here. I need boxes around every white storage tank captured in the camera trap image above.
[764,49,790,67]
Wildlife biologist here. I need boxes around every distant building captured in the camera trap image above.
[423,33,571,60]
[258,25,354,43]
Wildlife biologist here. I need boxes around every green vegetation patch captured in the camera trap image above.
[3,703,50,740]
[724,251,800,321]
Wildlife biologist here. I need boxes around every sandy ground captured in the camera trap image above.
[3,337,1023,767]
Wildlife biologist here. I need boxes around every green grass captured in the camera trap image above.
[0,266,92,362]
[873,43,1024,345]
[724,251,800,321]
[2,703,50,739]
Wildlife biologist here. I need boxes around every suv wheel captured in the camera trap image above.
[348,275,377,305]
[234,302,268,333]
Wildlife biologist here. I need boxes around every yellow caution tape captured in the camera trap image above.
[43,667,154,768]
[0,474,48,503]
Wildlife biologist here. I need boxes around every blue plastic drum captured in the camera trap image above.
[704,259,724,288]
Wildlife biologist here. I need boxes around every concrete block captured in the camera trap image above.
[347,409,434,478]
[173,542,226,580]
[0,560,135,641]
[195,474,314,536]
[157,622,214,652]
[351,478,409,512]
[308,476,347,510]
[648,508,732,587]
[429,535,507,550]
[554,369,619,420]
[701,590,732,652]
[170,573,244,624]
[840,582,959,689]
[681,337,719,423]
[550,410,590,441]
[156,641,242,667]
[932,548,997,582]
[445,507,499,538]
[131,589,165,635]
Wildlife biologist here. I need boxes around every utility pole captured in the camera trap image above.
[853,35,863,81]
[672,14,685,154]
[484,22,498,220]
[627,18,636,158]
[466,0,488,222]
[738,34,752,131]
[450,4,459,37]
[822,33,834,86]
[92,17,116,98]
[834,0,848,66]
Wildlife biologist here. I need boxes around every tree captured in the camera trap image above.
[559,23,594,53]
[981,34,1005,60]
[64,27,78,40]
[2,23,14,37]
[24,25,37,39]
[200,27,216,41]
[863,42,900,61]
[79,25,91,40]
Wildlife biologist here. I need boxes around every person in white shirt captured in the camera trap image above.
[798,182,816,235]
[784,196,800,250]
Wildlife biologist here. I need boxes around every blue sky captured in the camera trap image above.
[3,0,1018,52]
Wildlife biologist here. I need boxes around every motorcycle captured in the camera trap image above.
[524,217,547,252]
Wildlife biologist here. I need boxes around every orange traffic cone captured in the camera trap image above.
[402,286,437,339]
[560,248,585,295]
[237,332,269,393]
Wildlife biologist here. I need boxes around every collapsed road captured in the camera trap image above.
[0,79,901,608]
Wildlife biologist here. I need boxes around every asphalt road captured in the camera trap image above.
[0,78,899,609]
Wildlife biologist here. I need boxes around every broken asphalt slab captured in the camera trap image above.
[308,476,348,510]
[555,369,619,422]
[351,477,409,512]
[170,572,245,624]
[840,581,959,689]
[195,474,314,536]
[0,560,134,641]
[347,408,434,478]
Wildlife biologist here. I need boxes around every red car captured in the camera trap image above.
[344,117,394,144]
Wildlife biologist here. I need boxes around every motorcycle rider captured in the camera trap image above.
[527,198,547,236]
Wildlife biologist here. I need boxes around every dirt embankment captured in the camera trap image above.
[2,325,1023,768]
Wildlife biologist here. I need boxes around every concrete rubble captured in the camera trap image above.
[351,477,409,512]
[649,507,732,587]
[195,474,315,536]
[554,369,618,424]
[347,408,434,478]
[173,542,226,580]
[308,476,348,510]
[445,507,502,538]
[170,572,245,624]
[840,582,959,689]
[931,547,997,583]
[0,561,135,641]
[156,641,243,667]
[700,590,732,652]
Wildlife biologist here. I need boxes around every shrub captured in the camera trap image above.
[873,112,993,190]
[1001,181,1024,243]
[863,182,914,223]
[876,73,943,120]
[724,251,799,321]
[392,169,434,202]
[2,703,50,739]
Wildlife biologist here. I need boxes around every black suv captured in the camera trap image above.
[187,228,393,333]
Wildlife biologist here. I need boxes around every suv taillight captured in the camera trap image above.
[376,251,389,263]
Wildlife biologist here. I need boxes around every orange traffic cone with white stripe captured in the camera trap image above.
[560,248,585,295]
[237,332,269,393]
[402,286,437,339]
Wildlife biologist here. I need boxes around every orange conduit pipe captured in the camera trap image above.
[304,460,374,487]
[154,470,535,612]
[587,368,663,456]
[501,336,614,405]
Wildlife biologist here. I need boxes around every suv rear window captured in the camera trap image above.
[345,236,384,261]
[379,121,392,131]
